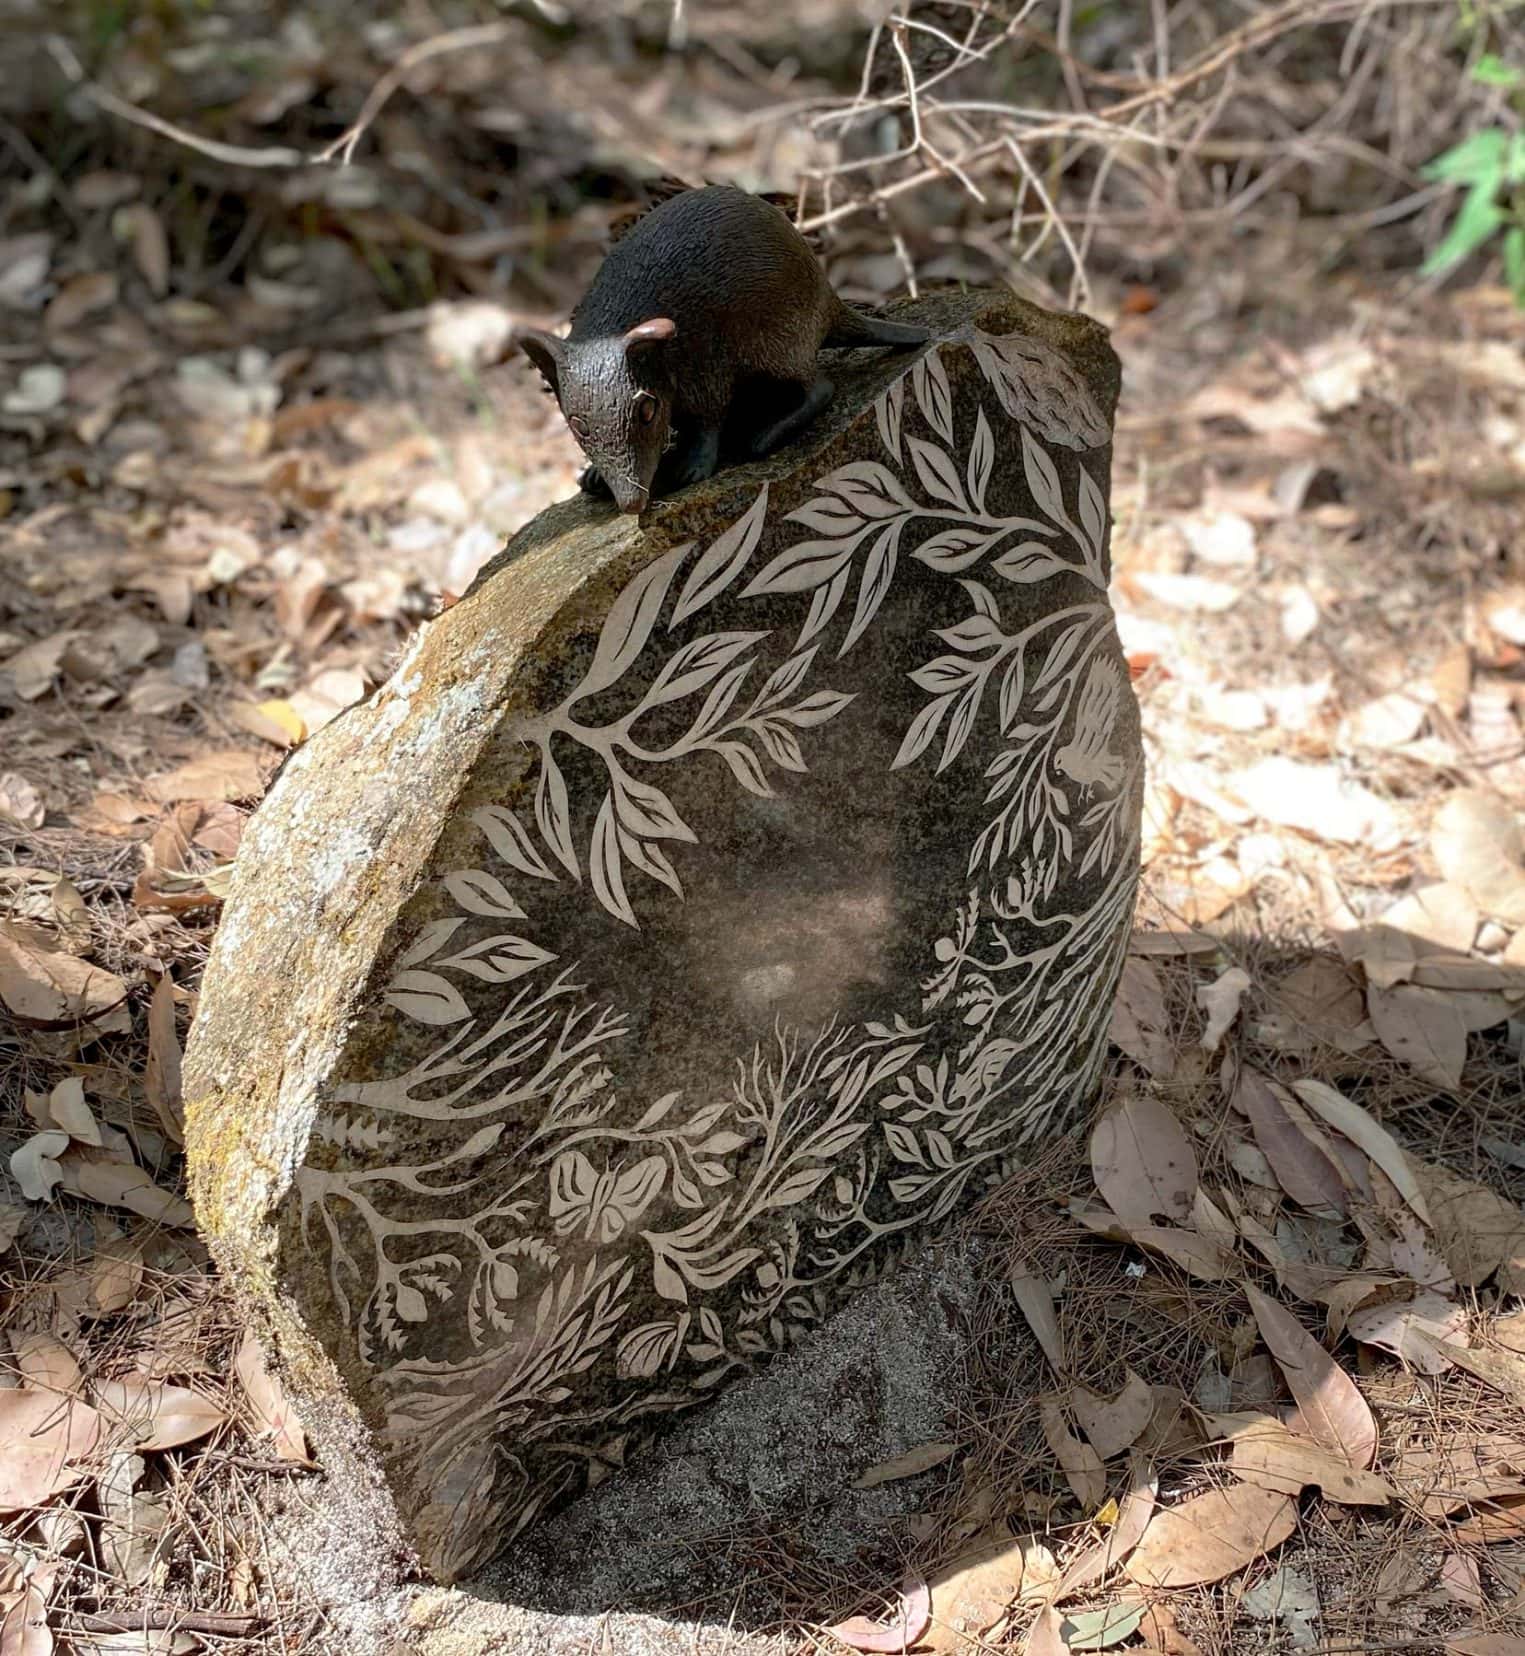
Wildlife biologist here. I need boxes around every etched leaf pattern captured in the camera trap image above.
[319,337,1139,1571]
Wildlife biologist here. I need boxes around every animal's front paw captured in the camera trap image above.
[578,465,612,498]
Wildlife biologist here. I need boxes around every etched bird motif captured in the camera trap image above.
[1054,659,1125,797]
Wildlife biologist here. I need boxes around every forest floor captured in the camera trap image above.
[5,74,1525,1656]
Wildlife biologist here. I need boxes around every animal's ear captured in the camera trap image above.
[519,329,566,392]
[622,317,677,357]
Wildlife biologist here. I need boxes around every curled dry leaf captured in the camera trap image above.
[10,1132,68,1202]
[1090,1091,1197,1228]
[92,1378,228,1452]
[1234,1071,1346,1216]
[854,1442,957,1490]
[1040,1395,1106,1509]
[1197,967,1251,1052]
[91,1233,146,1316]
[1071,1370,1154,1461]
[0,924,128,1024]
[1290,1080,1429,1224]
[232,1331,309,1462]
[0,1389,102,1510]
[1124,1483,1297,1588]
[1061,1603,1145,1651]
[1219,1414,1394,1504]
[1245,1286,1377,1467]
[45,1078,104,1148]
[1347,1291,1466,1374]
[1008,1265,1064,1372]
[824,1577,932,1653]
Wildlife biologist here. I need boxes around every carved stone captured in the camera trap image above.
[184,289,1140,1581]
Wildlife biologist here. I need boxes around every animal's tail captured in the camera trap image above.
[824,302,929,348]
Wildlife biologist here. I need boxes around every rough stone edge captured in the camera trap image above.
[182,285,1123,1618]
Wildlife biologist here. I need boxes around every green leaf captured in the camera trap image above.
[1505,227,1525,306]
[1423,128,1507,184]
[1062,1603,1147,1650]
[1472,53,1525,88]
[1423,181,1506,275]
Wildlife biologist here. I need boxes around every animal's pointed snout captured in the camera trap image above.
[610,479,648,514]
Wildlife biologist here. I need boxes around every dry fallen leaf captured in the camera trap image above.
[1425,1340,1525,1410]
[1432,790,1525,924]
[10,1132,68,1203]
[1228,757,1398,847]
[1070,1201,1235,1282]
[233,1331,309,1463]
[923,1530,1027,1651]
[0,1390,102,1510]
[1412,1160,1525,1287]
[1235,1070,1347,1215]
[1071,1370,1154,1461]
[1245,1286,1377,1467]
[0,772,44,830]
[0,923,128,1024]
[92,1378,228,1452]
[1290,1079,1429,1224]
[1451,1494,1525,1546]
[144,974,185,1147]
[1220,1414,1394,1504]
[1109,958,1174,1076]
[57,1155,193,1229]
[144,751,265,805]
[1448,1633,1525,1655]
[1090,1091,1197,1228]
[854,1442,957,1489]
[1124,1483,1297,1588]
[1259,957,1373,1054]
[1347,1291,1466,1374]
[1197,967,1250,1052]
[824,1577,932,1653]
[1055,1459,1157,1599]
[1040,1395,1106,1509]
[1021,1607,1067,1656]
[13,1334,83,1396]
[1367,984,1467,1091]
[0,1578,53,1656]
[1008,1265,1064,1372]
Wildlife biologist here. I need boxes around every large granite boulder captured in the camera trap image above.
[184,288,1140,1581]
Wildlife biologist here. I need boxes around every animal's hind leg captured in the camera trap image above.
[743,377,834,459]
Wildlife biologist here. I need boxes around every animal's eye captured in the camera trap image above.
[568,415,589,439]
[636,397,658,426]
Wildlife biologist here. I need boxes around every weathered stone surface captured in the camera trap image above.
[184,288,1140,1581]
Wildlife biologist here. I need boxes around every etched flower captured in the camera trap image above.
[548,1151,665,1244]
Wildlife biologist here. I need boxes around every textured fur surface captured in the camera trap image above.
[520,185,926,512]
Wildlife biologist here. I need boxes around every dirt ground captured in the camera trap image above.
[5,7,1525,1654]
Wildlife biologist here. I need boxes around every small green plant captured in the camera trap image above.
[1423,54,1525,302]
